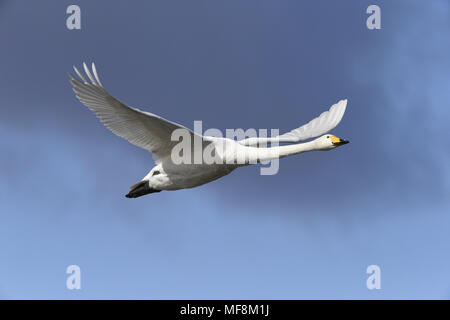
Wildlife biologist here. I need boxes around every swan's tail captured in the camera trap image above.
[125,180,161,198]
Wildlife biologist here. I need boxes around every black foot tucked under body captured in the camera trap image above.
[125,181,161,198]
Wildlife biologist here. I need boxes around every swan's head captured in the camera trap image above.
[315,134,349,150]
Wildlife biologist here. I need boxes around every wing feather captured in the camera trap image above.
[70,63,201,163]
[281,99,347,142]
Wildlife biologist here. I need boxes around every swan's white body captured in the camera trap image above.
[70,63,349,197]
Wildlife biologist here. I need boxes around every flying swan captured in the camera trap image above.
[70,63,349,198]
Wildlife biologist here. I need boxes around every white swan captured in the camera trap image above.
[70,63,349,198]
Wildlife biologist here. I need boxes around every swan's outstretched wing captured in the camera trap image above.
[70,63,202,163]
[239,99,347,146]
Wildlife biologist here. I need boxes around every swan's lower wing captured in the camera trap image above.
[70,63,203,163]
[239,99,347,146]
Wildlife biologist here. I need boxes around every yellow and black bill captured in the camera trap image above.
[331,136,350,146]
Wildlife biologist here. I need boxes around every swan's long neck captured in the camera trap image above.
[232,140,318,164]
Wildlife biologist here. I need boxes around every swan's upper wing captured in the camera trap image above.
[70,63,201,163]
[239,99,347,146]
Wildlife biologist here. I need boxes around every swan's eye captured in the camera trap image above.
[327,136,330,138]
[152,170,160,176]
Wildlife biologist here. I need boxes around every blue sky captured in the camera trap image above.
[0,0,449,299]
